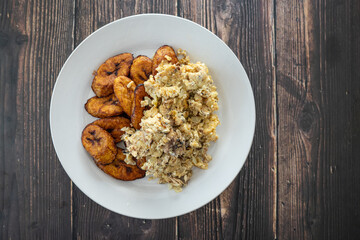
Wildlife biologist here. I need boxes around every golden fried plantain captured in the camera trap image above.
[130,55,152,85]
[114,150,147,170]
[92,53,133,97]
[131,84,149,129]
[136,157,147,169]
[85,94,123,118]
[115,149,126,161]
[81,124,117,165]
[152,45,178,76]
[97,150,146,181]
[92,116,130,143]
[113,76,136,116]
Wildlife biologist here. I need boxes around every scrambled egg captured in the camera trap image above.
[123,50,220,191]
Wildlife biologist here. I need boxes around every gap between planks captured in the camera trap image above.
[270,0,279,239]
[71,0,76,238]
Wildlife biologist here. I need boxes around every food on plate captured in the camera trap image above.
[96,150,146,181]
[92,53,133,97]
[122,48,220,191]
[85,94,123,118]
[81,45,219,190]
[115,149,126,161]
[81,124,117,165]
[152,45,178,75]
[92,116,130,143]
[136,157,147,169]
[130,55,152,86]
[131,84,149,129]
[113,76,136,116]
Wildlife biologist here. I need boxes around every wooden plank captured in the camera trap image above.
[0,0,74,239]
[275,0,360,238]
[72,1,177,239]
[114,0,177,17]
[177,0,277,239]
[275,0,311,238]
[74,0,115,44]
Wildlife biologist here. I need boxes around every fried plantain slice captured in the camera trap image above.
[136,157,147,169]
[152,45,178,76]
[91,116,130,143]
[113,76,136,117]
[85,94,123,118]
[131,84,149,129]
[115,149,126,161]
[92,53,133,97]
[81,124,117,165]
[97,150,146,181]
[130,55,152,86]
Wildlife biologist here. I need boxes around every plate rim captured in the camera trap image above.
[50,13,256,219]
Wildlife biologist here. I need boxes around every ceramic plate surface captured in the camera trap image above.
[50,14,255,219]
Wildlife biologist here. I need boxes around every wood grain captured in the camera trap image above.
[275,0,360,239]
[1,0,360,239]
[0,0,74,239]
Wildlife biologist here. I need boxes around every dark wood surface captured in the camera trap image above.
[1,0,359,239]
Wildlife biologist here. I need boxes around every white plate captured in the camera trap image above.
[50,14,255,219]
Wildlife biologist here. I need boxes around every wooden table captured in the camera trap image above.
[1,0,359,239]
